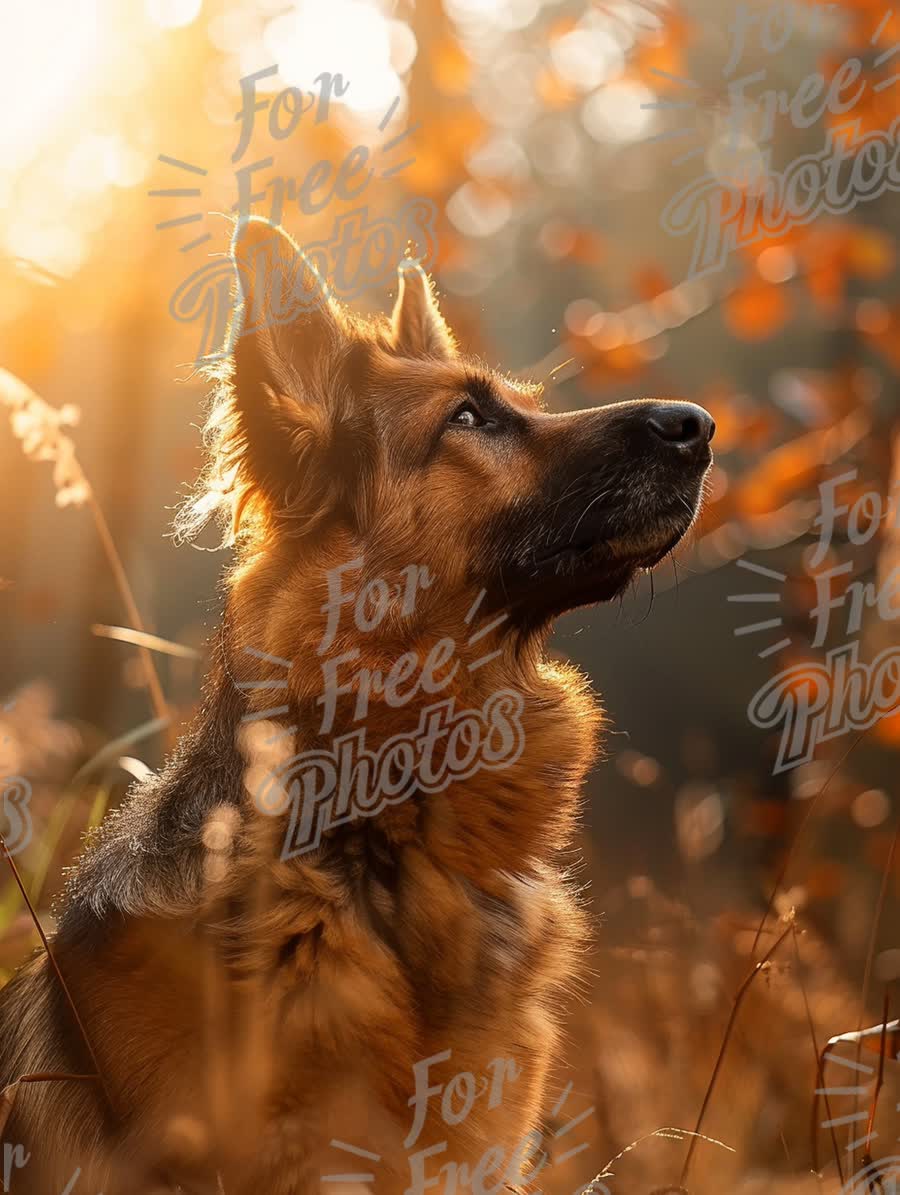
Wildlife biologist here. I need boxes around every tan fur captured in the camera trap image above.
[0,219,711,1194]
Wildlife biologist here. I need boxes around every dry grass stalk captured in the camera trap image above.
[0,835,115,1121]
[849,816,899,1169]
[679,917,795,1188]
[0,367,168,724]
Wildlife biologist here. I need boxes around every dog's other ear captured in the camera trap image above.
[226,217,349,511]
[391,260,456,359]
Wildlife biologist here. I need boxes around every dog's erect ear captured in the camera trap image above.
[225,217,351,515]
[391,261,456,359]
[229,216,347,402]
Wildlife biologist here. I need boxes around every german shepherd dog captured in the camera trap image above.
[0,218,713,1193]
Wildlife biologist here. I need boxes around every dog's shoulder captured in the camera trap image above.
[59,696,246,936]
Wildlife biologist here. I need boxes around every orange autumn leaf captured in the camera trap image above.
[733,434,823,517]
[696,400,780,488]
[789,224,894,314]
[724,277,791,340]
[699,401,743,456]
[697,383,757,454]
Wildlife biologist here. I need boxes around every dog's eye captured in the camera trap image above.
[448,402,486,429]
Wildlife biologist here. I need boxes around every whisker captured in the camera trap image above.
[569,487,614,540]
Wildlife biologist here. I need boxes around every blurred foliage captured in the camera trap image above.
[1,0,900,1190]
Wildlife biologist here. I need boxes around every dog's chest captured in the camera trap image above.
[304,867,563,1167]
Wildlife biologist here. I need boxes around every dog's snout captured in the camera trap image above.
[645,402,715,454]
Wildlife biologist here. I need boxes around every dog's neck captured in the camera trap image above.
[58,596,601,936]
[211,593,603,879]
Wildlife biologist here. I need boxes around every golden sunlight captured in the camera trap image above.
[0,4,107,171]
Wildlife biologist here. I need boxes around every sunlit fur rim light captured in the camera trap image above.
[172,300,544,554]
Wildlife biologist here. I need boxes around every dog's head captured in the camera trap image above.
[184,218,713,644]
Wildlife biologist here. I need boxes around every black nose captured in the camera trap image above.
[645,402,715,454]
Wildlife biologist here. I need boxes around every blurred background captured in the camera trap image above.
[1,0,899,1190]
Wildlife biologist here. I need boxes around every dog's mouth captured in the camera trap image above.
[533,525,685,571]
[535,482,699,568]
[529,522,689,603]
[492,486,704,627]
[471,397,715,628]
